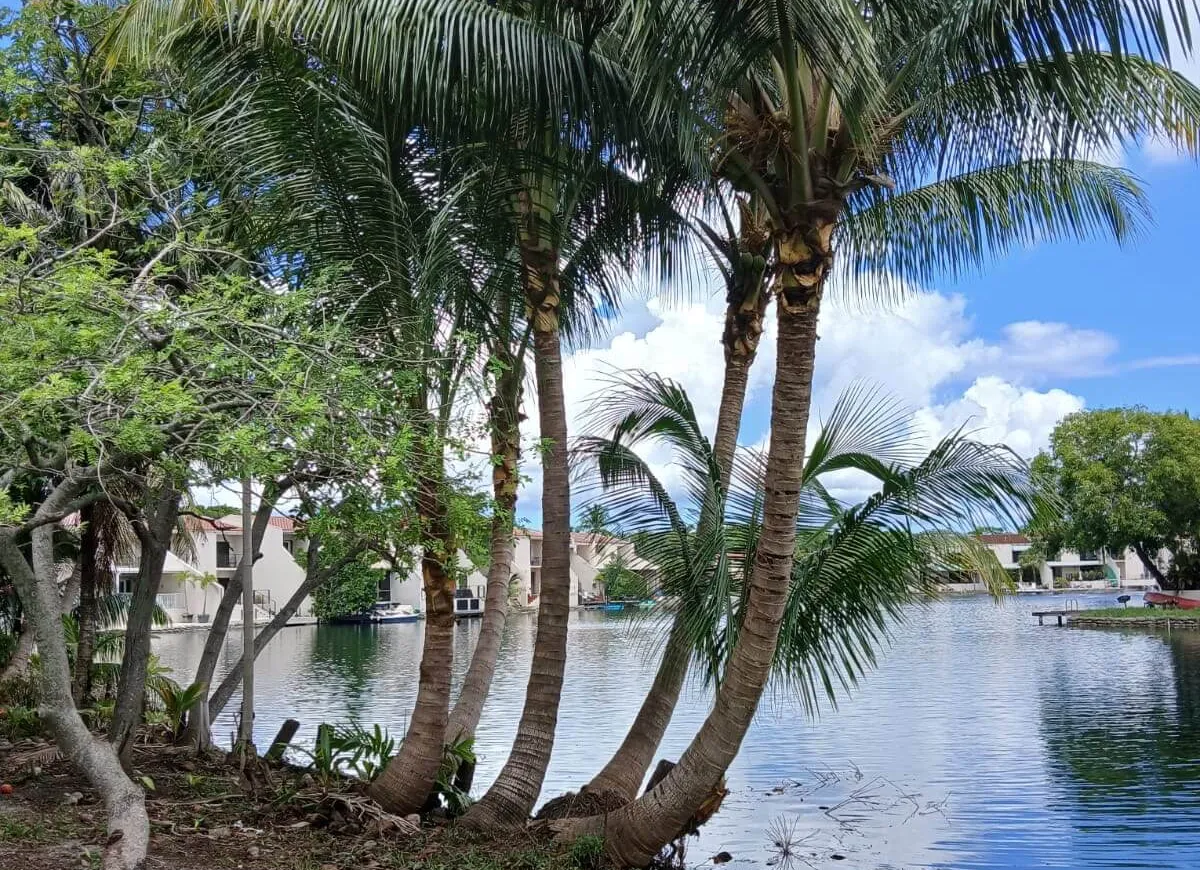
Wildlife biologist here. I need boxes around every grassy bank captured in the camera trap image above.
[1070,607,1200,628]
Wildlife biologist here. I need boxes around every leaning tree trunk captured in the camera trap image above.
[561,221,831,866]
[1,524,150,870]
[462,209,573,829]
[183,486,282,749]
[369,436,457,816]
[109,488,180,766]
[584,272,769,801]
[207,538,360,719]
[446,363,522,747]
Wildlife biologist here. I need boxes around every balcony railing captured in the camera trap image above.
[155,592,186,612]
[216,551,240,568]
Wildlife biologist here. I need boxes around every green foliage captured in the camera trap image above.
[568,835,606,870]
[312,561,388,620]
[330,721,397,782]
[0,704,41,741]
[436,737,477,816]
[1032,408,1200,589]
[0,674,39,709]
[447,485,493,576]
[576,372,1042,712]
[297,721,398,784]
[149,680,208,741]
[597,555,650,601]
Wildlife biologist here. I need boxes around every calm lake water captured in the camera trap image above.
[154,594,1200,869]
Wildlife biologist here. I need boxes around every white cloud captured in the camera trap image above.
[512,281,1190,522]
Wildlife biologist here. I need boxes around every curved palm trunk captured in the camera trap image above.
[584,279,768,800]
[562,223,831,866]
[463,213,572,829]
[446,364,522,747]
[369,440,457,816]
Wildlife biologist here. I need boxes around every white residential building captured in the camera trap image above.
[977,533,1165,590]
[510,529,655,608]
[375,549,489,614]
[116,514,308,626]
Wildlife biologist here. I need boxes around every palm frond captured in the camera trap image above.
[837,159,1149,300]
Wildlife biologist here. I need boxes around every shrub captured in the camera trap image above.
[0,705,41,741]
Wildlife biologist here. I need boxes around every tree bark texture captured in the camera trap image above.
[462,216,572,828]
[73,502,107,705]
[109,488,181,765]
[571,222,830,866]
[446,363,522,745]
[368,438,457,816]
[584,280,765,800]
[1,620,36,681]
[1,525,150,870]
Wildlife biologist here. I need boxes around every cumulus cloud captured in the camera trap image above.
[510,284,1119,521]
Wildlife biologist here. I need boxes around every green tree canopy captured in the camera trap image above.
[1032,408,1200,589]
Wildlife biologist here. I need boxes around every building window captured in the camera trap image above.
[1078,549,1099,562]
[377,572,392,602]
[116,572,138,595]
[283,537,294,555]
[216,541,235,568]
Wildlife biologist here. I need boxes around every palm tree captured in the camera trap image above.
[115,3,693,822]
[561,0,1200,858]
[563,373,1039,853]
[584,191,775,799]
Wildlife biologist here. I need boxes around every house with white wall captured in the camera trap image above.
[375,549,489,614]
[510,529,655,607]
[115,514,309,627]
[976,533,1165,590]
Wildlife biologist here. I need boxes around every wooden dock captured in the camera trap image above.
[1032,610,1073,626]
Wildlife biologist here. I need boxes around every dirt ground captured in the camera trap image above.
[0,737,574,870]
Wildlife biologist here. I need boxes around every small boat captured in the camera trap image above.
[1144,591,1200,610]
[602,602,625,612]
[637,599,657,610]
[374,604,423,623]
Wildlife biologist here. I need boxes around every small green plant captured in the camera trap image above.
[0,815,48,843]
[436,737,477,816]
[0,704,41,740]
[331,721,397,781]
[569,834,606,870]
[149,680,208,741]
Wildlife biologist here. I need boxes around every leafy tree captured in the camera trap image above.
[596,554,650,602]
[1031,408,1200,590]
[312,562,388,621]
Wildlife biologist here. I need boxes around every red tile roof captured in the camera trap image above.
[268,516,297,532]
[978,533,1031,545]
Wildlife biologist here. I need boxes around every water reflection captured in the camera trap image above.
[152,596,1200,869]
[1036,628,1200,868]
